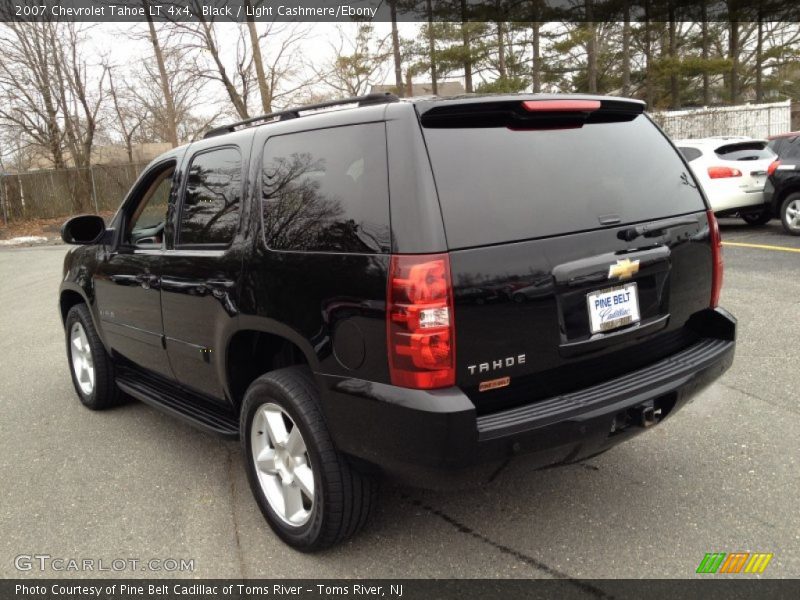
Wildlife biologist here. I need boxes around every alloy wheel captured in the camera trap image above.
[70,322,95,396]
[250,402,315,526]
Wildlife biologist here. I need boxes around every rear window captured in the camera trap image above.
[261,123,390,253]
[423,115,706,249]
[714,142,775,161]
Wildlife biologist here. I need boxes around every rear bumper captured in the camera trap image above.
[318,308,736,488]
[710,190,768,216]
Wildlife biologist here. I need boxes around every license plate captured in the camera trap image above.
[586,283,641,334]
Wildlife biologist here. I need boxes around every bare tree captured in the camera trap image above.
[244,0,270,112]
[0,22,67,170]
[126,46,220,144]
[0,22,105,211]
[314,25,392,97]
[143,0,179,146]
[106,67,146,162]
[172,5,316,118]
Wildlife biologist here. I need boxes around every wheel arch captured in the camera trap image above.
[224,317,322,411]
[772,184,800,215]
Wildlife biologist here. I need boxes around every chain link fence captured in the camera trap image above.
[0,162,148,224]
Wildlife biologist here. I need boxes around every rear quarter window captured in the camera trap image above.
[261,123,390,253]
[423,115,707,249]
[678,147,703,162]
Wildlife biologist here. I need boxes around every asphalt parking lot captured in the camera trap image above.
[1,219,798,581]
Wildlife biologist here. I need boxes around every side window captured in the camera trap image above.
[788,138,800,160]
[178,147,242,247]
[767,139,786,157]
[678,147,702,162]
[126,163,175,246]
[261,123,390,253]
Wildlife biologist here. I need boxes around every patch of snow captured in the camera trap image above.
[0,236,49,246]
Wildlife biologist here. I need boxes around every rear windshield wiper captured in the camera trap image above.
[617,215,700,241]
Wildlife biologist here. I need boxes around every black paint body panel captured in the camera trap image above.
[59,94,736,488]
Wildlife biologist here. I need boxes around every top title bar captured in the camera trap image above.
[1,0,799,23]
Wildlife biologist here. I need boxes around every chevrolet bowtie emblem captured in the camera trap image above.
[608,258,640,280]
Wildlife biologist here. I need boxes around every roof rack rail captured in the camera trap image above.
[203,92,400,139]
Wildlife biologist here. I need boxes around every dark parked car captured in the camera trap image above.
[766,132,800,235]
[59,93,736,551]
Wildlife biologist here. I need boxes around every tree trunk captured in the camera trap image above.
[390,0,404,96]
[200,20,249,119]
[460,0,473,93]
[621,8,631,96]
[143,0,178,147]
[245,0,271,113]
[702,4,710,105]
[585,0,597,93]
[644,1,654,107]
[729,20,739,104]
[586,24,598,93]
[755,14,764,103]
[426,0,437,94]
[531,21,541,93]
[668,9,679,108]
[497,21,507,79]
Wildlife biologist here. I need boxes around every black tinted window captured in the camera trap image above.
[678,147,703,162]
[423,115,707,249]
[714,142,775,161]
[179,147,242,246]
[784,138,800,159]
[261,123,390,253]
[768,137,800,159]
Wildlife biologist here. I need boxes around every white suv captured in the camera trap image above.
[675,137,778,225]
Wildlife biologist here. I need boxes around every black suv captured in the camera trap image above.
[766,132,800,235]
[59,93,736,550]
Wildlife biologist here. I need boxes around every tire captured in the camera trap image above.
[240,366,378,551]
[779,193,800,236]
[65,304,121,410]
[741,209,772,226]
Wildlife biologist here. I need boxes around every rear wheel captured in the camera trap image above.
[241,366,377,551]
[65,304,121,410]
[780,193,800,235]
[741,209,772,226]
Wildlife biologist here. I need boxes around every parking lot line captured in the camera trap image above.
[722,241,800,254]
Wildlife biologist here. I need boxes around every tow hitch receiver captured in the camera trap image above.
[634,403,659,428]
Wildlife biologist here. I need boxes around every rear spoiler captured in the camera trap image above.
[418,97,645,129]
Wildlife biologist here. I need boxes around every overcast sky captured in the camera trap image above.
[88,21,422,116]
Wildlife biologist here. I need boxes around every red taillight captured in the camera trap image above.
[707,166,742,179]
[767,159,781,176]
[387,253,455,389]
[707,210,723,308]
[521,100,601,112]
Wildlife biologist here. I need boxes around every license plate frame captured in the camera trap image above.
[586,282,641,334]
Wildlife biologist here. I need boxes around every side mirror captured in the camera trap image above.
[61,215,107,245]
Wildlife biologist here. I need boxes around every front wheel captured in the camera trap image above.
[64,304,121,410]
[241,366,377,551]
[780,193,800,235]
